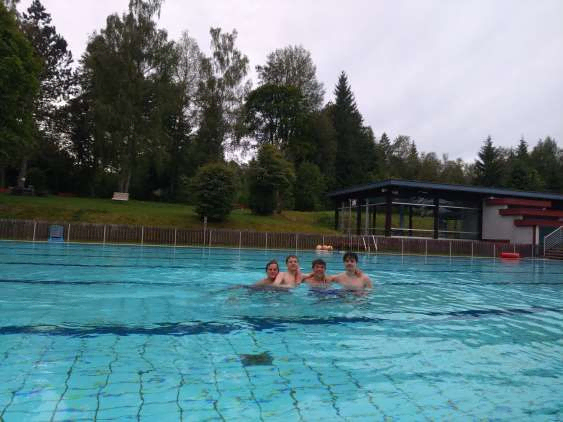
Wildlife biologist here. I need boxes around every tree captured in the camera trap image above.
[506,138,544,191]
[194,27,250,165]
[193,162,236,222]
[474,136,504,187]
[16,0,74,188]
[331,72,376,188]
[242,84,306,151]
[441,156,468,184]
[167,31,201,182]
[0,3,40,188]
[256,45,324,112]
[247,144,295,215]
[294,162,325,211]
[530,136,562,192]
[82,0,176,193]
[418,152,441,182]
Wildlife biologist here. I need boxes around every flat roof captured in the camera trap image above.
[327,179,563,202]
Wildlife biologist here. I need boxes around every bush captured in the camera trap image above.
[193,163,236,222]
[247,145,295,215]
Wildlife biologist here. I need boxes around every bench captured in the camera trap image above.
[112,192,129,201]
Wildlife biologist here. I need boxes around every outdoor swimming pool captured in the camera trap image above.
[0,240,562,421]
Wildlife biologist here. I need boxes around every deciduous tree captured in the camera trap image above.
[0,3,40,187]
[256,45,324,112]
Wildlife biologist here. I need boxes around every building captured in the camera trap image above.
[327,180,563,246]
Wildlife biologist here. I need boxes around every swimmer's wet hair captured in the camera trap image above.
[285,254,299,264]
[343,251,358,262]
[311,259,326,268]
[265,260,279,272]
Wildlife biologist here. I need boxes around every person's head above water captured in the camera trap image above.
[311,258,326,269]
[343,251,359,272]
[343,252,358,262]
[311,258,327,279]
[285,255,300,272]
[265,260,279,280]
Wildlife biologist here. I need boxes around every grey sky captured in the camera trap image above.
[19,0,563,162]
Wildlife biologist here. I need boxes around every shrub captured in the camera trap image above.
[193,163,236,222]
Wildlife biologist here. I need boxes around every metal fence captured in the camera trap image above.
[0,218,539,258]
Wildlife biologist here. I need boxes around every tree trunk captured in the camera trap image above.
[17,158,28,189]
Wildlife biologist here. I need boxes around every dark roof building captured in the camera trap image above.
[327,179,563,245]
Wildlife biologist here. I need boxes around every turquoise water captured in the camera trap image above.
[0,240,562,421]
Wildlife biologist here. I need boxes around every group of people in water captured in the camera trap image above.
[252,252,372,292]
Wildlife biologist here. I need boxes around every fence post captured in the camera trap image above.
[33,221,36,242]
[401,238,404,257]
[239,231,242,250]
[174,228,177,247]
[265,232,268,250]
[295,233,298,252]
[471,242,473,258]
[141,226,144,246]
[449,240,452,258]
[493,244,496,259]
[425,239,428,257]
[67,224,71,242]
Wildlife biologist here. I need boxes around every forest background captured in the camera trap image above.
[2,0,562,223]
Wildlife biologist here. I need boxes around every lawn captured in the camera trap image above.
[0,193,338,234]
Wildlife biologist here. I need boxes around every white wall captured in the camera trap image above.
[482,202,534,244]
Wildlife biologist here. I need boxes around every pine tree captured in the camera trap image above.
[331,72,376,188]
[474,136,504,187]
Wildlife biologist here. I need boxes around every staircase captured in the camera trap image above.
[544,226,563,260]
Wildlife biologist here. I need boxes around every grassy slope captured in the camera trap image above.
[0,193,338,234]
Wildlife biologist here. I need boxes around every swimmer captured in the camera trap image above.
[303,259,332,288]
[272,255,304,288]
[252,260,280,288]
[331,252,372,291]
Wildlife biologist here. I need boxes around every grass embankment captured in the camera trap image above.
[0,193,338,234]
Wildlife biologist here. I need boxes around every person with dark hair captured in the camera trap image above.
[272,255,304,288]
[332,252,372,291]
[303,258,331,288]
[253,260,280,287]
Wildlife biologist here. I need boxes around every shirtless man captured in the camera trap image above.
[252,260,280,288]
[332,252,372,291]
[272,255,304,288]
[303,259,332,288]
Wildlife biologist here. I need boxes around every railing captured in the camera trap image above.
[0,218,538,258]
[544,226,563,257]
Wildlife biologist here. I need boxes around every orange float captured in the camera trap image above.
[500,252,520,259]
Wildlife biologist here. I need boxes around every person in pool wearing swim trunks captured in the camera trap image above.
[303,259,332,288]
[272,255,304,288]
[331,252,372,291]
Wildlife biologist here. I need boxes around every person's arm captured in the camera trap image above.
[363,275,373,289]
[253,278,269,287]
[272,272,285,286]
[326,274,338,282]
[330,273,345,283]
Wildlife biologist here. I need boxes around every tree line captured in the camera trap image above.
[1,0,562,222]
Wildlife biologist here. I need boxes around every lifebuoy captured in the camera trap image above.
[500,252,520,259]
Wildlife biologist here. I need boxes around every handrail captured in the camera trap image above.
[371,235,378,252]
[362,236,369,252]
[544,226,563,257]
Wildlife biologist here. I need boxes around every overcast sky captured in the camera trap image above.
[19,0,563,162]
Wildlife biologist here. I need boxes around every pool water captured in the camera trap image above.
[0,241,562,421]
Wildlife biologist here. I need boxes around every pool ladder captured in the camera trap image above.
[361,235,378,253]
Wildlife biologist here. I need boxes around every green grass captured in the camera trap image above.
[0,193,339,234]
